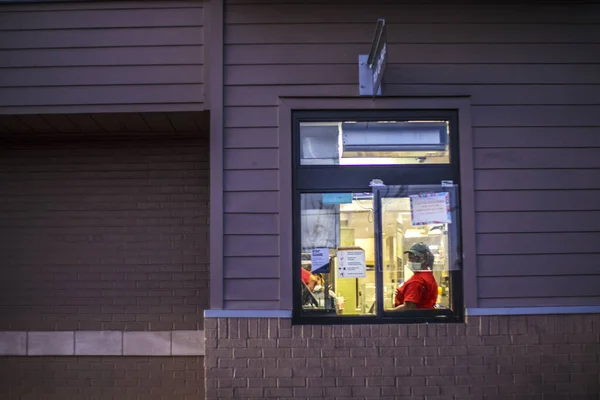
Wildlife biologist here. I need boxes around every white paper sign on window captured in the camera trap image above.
[337,248,366,278]
[409,192,451,226]
[310,248,330,274]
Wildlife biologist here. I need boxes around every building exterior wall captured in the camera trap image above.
[0,356,204,400]
[205,315,600,399]
[0,0,205,114]
[0,2,211,399]
[206,1,600,398]
[219,0,600,309]
[0,135,209,331]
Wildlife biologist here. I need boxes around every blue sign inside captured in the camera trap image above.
[322,193,353,204]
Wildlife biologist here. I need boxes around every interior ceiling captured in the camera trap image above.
[0,111,209,139]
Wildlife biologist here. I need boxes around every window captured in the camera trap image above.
[293,110,463,324]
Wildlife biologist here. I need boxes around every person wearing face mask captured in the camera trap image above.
[393,242,438,311]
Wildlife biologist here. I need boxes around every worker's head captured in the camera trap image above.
[404,242,435,271]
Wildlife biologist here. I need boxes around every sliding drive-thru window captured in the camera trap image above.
[293,110,463,323]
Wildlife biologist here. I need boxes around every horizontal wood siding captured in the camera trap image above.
[0,1,205,114]
[222,0,600,308]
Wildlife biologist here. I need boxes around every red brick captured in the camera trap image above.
[207,368,233,379]
[352,386,382,396]
[0,356,204,399]
[366,377,396,386]
[543,373,571,383]
[498,363,527,374]
[365,357,394,367]
[570,373,600,384]
[244,378,277,388]
[219,339,248,348]
[264,368,292,378]
[306,378,335,387]
[322,348,350,358]
[381,386,412,396]
[409,346,439,356]
[395,337,424,347]
[247,359,275,369]
[0,143,209,329]
[277,377,306,387]
[440,385,470,396]
[424,356,454,367]
[278,338,307,348]
[305,358,323,368]
[365,337,395,347]
[335,337,365,347]
[217,378,246,388]
[455,355,484,365]
[206,388,233,398]
[396,376,426,386]
[233,368,263,378]
[568,333,598,344]
[263,387,293,397]
[511,334,540,345]
[541,354,570,364]
[307,338,336,348]
[291,347,317,358]
[237,319,249,339]
[484,374,513,385]
[426,375,454,386]
[438,346,468,356]
[527,364,556,374]
[350,347,379,357]
[321,367,350,377]
[425,336,453,346]
[277,358,306,369]
[320,326,333,338]
[352,366,383,377]
[470,385,499,396]
[468,364,498,375]
[394,356,424,367]
[566,315,594,334]
[233,348,261,358]
[456,375,485,386]
[413,386,440,396]
[294,387,323,397]
[324,386,352,397]
[233,388,263,397]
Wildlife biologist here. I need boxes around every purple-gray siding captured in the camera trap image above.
[0,1,205,114]
[221,1,600,309]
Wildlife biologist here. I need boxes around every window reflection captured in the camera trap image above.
[300,120,450,166]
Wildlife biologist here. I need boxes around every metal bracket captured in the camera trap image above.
[358,54,382,96]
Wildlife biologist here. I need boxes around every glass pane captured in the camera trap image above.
[377,187,457,312]
[299,192,377,316]
[300,120,450,165]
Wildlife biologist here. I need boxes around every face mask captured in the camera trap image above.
[407,262,422,271]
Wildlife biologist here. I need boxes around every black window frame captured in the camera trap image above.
[292,109,464,325]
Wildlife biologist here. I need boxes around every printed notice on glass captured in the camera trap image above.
[311,248,330,274]
[409,192,451,226]
[337,249,366,278]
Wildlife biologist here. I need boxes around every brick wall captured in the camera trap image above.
[204,315,600,399]
[0,356,204,400]
[0,136,209,331]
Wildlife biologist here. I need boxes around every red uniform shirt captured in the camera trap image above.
[394,272,438,309]
[301,268,311,284]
